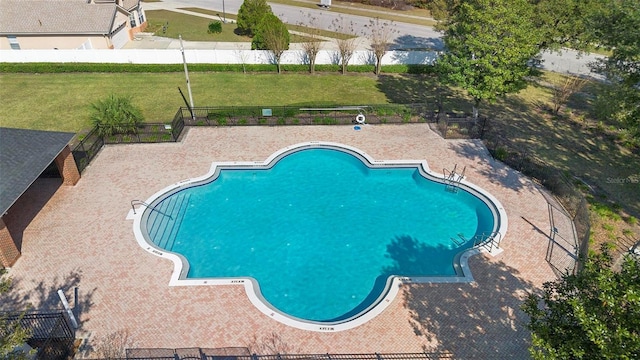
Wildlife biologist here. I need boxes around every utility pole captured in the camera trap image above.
[179,35,195,120]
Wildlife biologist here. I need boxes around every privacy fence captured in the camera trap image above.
[71,104,589,272]
[0,49,438,66]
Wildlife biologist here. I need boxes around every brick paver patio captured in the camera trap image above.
[4,125,561,358]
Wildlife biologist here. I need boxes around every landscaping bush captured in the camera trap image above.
[90,94,144,137]
[0,62,435,74]
[208,21,223,34]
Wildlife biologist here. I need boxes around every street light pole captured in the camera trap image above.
[179,35,195,120]
[222,0,226,23]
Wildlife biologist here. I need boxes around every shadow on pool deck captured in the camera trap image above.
[3,178,62,253]
[403,255,540,358]
[0,268,95,321]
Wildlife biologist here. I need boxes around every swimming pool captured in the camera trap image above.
[133,142,507,331]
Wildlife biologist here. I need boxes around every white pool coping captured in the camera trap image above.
[131,141,508,332]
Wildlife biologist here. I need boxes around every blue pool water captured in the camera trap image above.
[144,148,496,322]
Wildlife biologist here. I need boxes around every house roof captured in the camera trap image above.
[0,127,75,217]
[0,0,119,35]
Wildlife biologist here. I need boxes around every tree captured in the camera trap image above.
[531,0,599,51]
[236,0,272,37]
[551,75,588,115]
[365,18,398,75]
[435,0,542,118]
[331,16,358,75]
[426,0,461,22]
[588,0,640,146]
[252,13,290,74]
[522,245,640,359]
[0,270,31,359]
[299,15,323,74]
[90,94,144,137]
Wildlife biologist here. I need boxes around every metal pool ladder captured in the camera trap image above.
[473,231,503,253]
[130,199,173,219]
[443,164,466,192]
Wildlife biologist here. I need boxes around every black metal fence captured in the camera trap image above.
[482,136,591,273]
[72,127,104,173]
[2,310,76,360]
[72,123,180,173]
[175,104,438,127]
[92,348,454,360]
[429,113,489,139]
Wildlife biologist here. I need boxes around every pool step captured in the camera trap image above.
[147,193,191,251]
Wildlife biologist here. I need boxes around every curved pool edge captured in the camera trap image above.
[131,141,509,332]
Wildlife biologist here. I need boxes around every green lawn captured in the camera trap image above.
[145,10,252,42]
[0,72,388,132]
[146,10,319,43]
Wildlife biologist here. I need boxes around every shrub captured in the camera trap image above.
[90,94,144,137]
[494,146,508,161]
[208,21,223,34]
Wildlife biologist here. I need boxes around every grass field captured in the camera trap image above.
[145,10,251,42]
[0,72,388,132]
[146,10,317,43]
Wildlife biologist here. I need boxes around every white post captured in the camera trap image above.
[179,35,195,120]
[57,289,79,329]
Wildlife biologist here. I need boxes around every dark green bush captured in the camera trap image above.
[208,21,223,34]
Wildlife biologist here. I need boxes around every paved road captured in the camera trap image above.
[145,0,443,49]
[143,0,604,77]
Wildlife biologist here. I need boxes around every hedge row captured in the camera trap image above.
[0,62,434,74]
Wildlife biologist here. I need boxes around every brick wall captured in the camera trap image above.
[0,217,20,267]
[55,145,80,185]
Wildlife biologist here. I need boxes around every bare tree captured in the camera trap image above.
[331,15,358,75]
[94,329,135,359]
[246,332,301,354]
[299,14,323,74]
[234,43,250,74]
[365,17,398,75]
[551,74,588,115]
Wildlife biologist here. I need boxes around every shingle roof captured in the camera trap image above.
[121,0,138,11]
[0,127,75,216]
[0,0,118,35]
